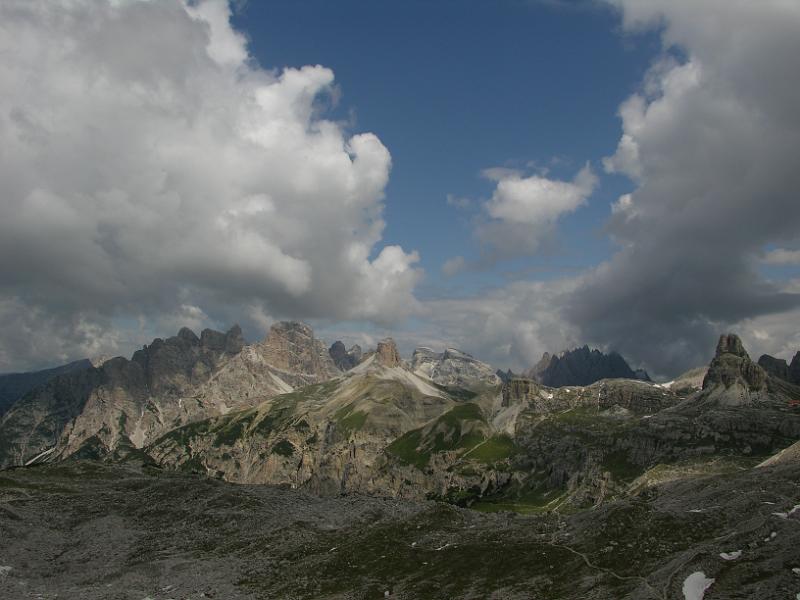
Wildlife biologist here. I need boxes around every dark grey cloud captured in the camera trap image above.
[564,0,800,376]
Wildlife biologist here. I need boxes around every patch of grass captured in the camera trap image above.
[385,429,430,469]
[455,429,485,450]
[472,485,566,515]
[155,418,212,447]
[252,394,300,436]
[601,450,643,481]
[467,434,518,464]
[440,402,484,425]
[386,404,488,469]
[333,403,368,437]
[214,413,255,447]
[339,410,367,435]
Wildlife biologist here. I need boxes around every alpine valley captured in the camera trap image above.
[1,323,800,599]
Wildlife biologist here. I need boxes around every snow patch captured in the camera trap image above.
[719,550,741,560]
[0,565,11,577]
[24,447,55,466]
[772,504,800,519]
[682,572,714,600]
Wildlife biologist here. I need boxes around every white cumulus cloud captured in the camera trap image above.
[461,164,598,267]
[0,0,421,371]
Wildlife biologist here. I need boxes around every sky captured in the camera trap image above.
[1,0,799,378]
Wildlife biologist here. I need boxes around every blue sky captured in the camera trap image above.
[234,0,659,295]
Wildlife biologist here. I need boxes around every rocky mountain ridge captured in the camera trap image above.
[524,345,650,387]
[0,322,340,469]
[139,333,800,512]
[758,350,800,385]
[0,358,92,417]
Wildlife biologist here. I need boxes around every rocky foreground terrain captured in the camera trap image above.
[0,457,799,600]
[1,324,799,598]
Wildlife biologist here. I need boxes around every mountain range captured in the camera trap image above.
[1,323,799,598]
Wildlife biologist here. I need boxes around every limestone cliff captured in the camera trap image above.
[0,321,341,468]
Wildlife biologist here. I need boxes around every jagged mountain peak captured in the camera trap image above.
[714,333,749,359]
[376,338,402,367]
[177,326,200,344]
[261,321,337,379]
[328,341,364,371]
[698,334,776,407]
[525,344,645,387]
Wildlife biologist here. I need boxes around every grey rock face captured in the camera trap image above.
[791,351,800,384]
[375,338,401,367]
[759,352,800,385]
[200,324,244,355]
[495,369,515,384]
[715,333,748,357]
[328,341,363,371]
[261,321,337,384]
[524,346,646,387]
[411,346,499,388]
[702,333,768,402]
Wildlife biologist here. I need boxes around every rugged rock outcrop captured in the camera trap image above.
[525,346,648,387]
[495,369,515,384]
[502,377,674,415]
[791,352,800,384]
[0,359,92,417]
[260,322,337,384]
[328,341,363,371]
[758,351,800,385]
[375,338,402,367]
[701,333,769,405]
[411,347,499,388]
[758,354,790,381]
